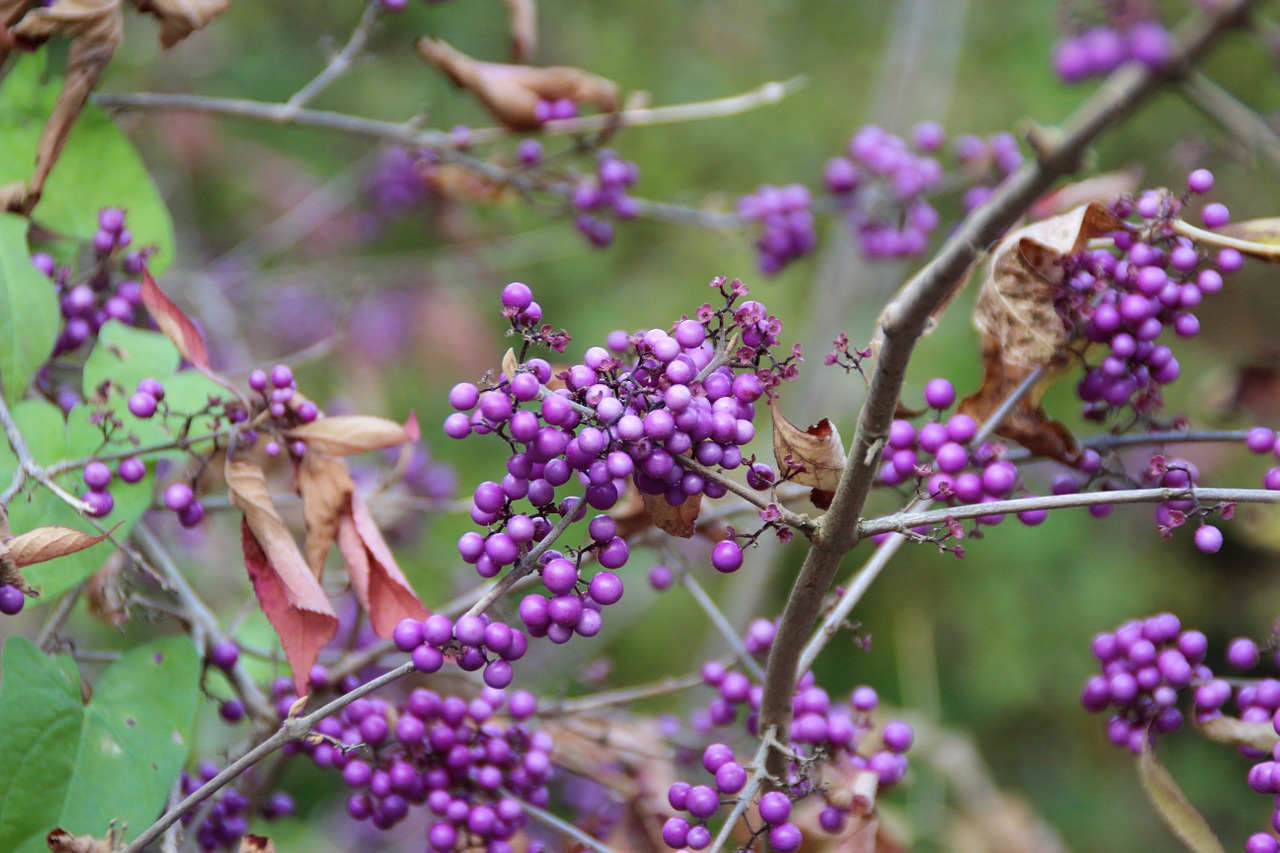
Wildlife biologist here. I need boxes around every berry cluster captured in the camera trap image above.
[1079,613,1209,752]
[35,207,153,358]
[285,682,549,849]
[736,184,817,275]
[1053,19,1172,83]
[571,149,639,247]
[392,612,527,688]
[178,762,294,851]
[445,278,795,647]
[364,146,435,220]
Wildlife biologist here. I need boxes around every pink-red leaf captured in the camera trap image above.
[284,415,418,457]
[336,493,428,638]
[139,268,210,371]
[227,459,338,696]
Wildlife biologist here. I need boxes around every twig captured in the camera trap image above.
[755,0,1258,782]
[502,788,622,853]
[1173,216,1280,257]
[284,1,383,113]
[0,392,94,512]
[36,580,88,651]
[680,569,765,681]
[707,728,776,853]
[1179,71,1280,176]
[546,669,707,715]
[675,454,817,534]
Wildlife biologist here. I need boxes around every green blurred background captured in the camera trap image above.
[23,0,1280,849]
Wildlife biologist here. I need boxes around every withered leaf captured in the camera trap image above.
[140,268,211,371]
[335,493,429,638]
[238,834,276,853]
[4,523,116,567]
[417,37,618,130]
[959,202,1122,464]
[769,398,845,492]
[129,0,229,48]
[296,451,355,578]
[501,347,519,383]
[227,459,338,696]
[639,490,702,539]
[86,550,129,628]
[1197,713,1280,752]
[1029,167,1143,220]
[504,0,536,63]
[1206,217,1280,262]
[1137,737,1225,853]
[46,828,111,853]
[284,414,417,456]
[5,0,123,212]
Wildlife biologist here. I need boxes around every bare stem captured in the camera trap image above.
[284,1,383,113]
[680,569,766,680]
[0,392,93,512]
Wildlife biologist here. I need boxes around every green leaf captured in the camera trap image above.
[0,55,176,272]
[0,636,199,851]
[0,212,58,403]
[0,400,153,599]
[1137,737,1226,853]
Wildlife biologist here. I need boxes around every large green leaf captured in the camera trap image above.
[0,212,58,403]
[0,55,175,272]
[0,400,153,599]
[0,636,199,851]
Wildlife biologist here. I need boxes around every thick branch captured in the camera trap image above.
[756,0,1257,781]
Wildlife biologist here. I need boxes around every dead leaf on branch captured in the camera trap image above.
[770,399,845,509]
[335,493,429,638]
[238,834,276,853]
[46,828,113,853]
[958,202,1123,464]
[3,0,123,212]
[227,459,338,696]
[5,523,116,566]
[1197,713,1280,752]
[1137,737,1226,853]
[504,0,536,63]
[129,0,229,48]
[284,414,418,457]
[639,489,702,539]
[296,450,355,578]
[417,37,618,130]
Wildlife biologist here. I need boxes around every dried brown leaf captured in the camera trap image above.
[417,37,618,130]
[501,347,519,383]
[1137,737,1226,853]
[335,493,429,638]
[85,550,129,628]
[504,0,536,62]
[769,399,845,491]
[639,490,702,539]
[5,523,116,566]
[296,451,355,578]
[46,828,111,853]
[0,181,27,213]
[422,162,510,202]
[140,268,210,371]
[1197,714,1280,752]
[227,459,338,696]
[129,0,228,48]
[284,414,417,457]
[959,202,1122,464]
[1029,167,1143,220]
[238,834,276,853]
[7,0,122,210]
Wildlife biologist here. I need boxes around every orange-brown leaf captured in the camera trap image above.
[335,493,429,637]
[769,399,845,491]
[227,459,338,696]
[296,451,355,578]
[417,37,618,130]
[639,490,702,539]
[238,834,277,853]
[129,0,229,48]
[284,415,417,457]
[140,268,210,370]
[1137,737,1225,853]
[4,523,116,566]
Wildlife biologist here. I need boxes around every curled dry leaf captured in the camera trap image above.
[4,523,116,567]
[335,493,429,638]
[639,490,702,539]
[4,0,123,211]
[1028,167,1143,220]
[296,451,355,577]
[238,834,277,853]
[139,268,211,371]
[769,398,845,493]
[129,0,229,48]
[1137,738,1226,853]
[226,459,338,696]
[86,550,129,629]
[1197,713,1280,752]
[1206,216,1280,262]
[503,0,536,63]
[45,828,112,853]
[284,414,417,457]
[958,202,1123,464]
[417,37,618,130]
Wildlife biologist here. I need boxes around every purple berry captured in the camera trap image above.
[83,461,112,490]
[0,585,25,616]
[1202,203,1230,229]
[923,377,955,409]
[759,791,792,825]
[1193,525,1223,554]
[711,540,744,573]
[1228,637,1260,670]
[83,490,114,517]
[164,482,194,512]
[128,392,157,419]
[1187,168,1214,194]
[210,640,240,670]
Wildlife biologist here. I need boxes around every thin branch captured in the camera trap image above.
[546,669,707,715]
[756,0,1258,781]
[1179,71,1280,176]
[680,569,766,681]
[1173,216,1280,256]
[0,391,94,511]
[676,454,817,534]
[502,788,623,853]
[707,728,776,853]
[36,580,88,651]
[284,1,382,113]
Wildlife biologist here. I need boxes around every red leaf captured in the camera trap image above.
[227,459,338,696]
[336,494,429,638]
[139,268,210,371]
